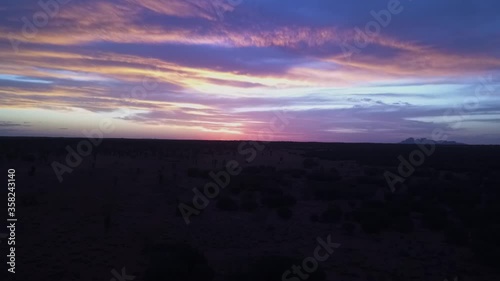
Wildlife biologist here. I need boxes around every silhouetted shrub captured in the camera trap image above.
[386,198,412,217]
[28,165,36,176]
[330,167,341,177]
[144,243,214,281]
[283,168,307,178]
[303,158,319,169]
[354,204,391,234]
[390,215,414,233]
[313,186,339,201]
[240,192,258,212]
[262,186,284,196]
[244,165,276,175]
[262,193,296,209]
[348,201,357,209]
[307,168,341,182]
[187,168,209,178]
[361,217,382,234]
[361,200,385,209]
[342,222,356,235]
[236,175,270,192]
[276,207,293,220]
[320,204,343,223]
[216,196,239,211]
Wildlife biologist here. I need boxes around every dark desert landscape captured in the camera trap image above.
[1,0,500,280]
[1,137,500,280]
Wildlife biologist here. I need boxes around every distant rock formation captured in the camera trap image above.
[400,137,466,145]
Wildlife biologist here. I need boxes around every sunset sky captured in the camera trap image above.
[0,0,499,143]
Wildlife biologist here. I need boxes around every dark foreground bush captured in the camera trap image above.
[276,207,293,220]
[353,204,391,234]
[320,204,343,223]
[282,168,307,178]
[307,168,341,182]
[186,168,209,179]
[342,222,356,235]
[262,193,296,209]
[313,186,339,201]
[144,243,214,281]
[240,192,259,212]
[216,196,239,211]
[390,215,414,233]
[360,217,383,234]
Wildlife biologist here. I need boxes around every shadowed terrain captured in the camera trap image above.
[1,137,500,280]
